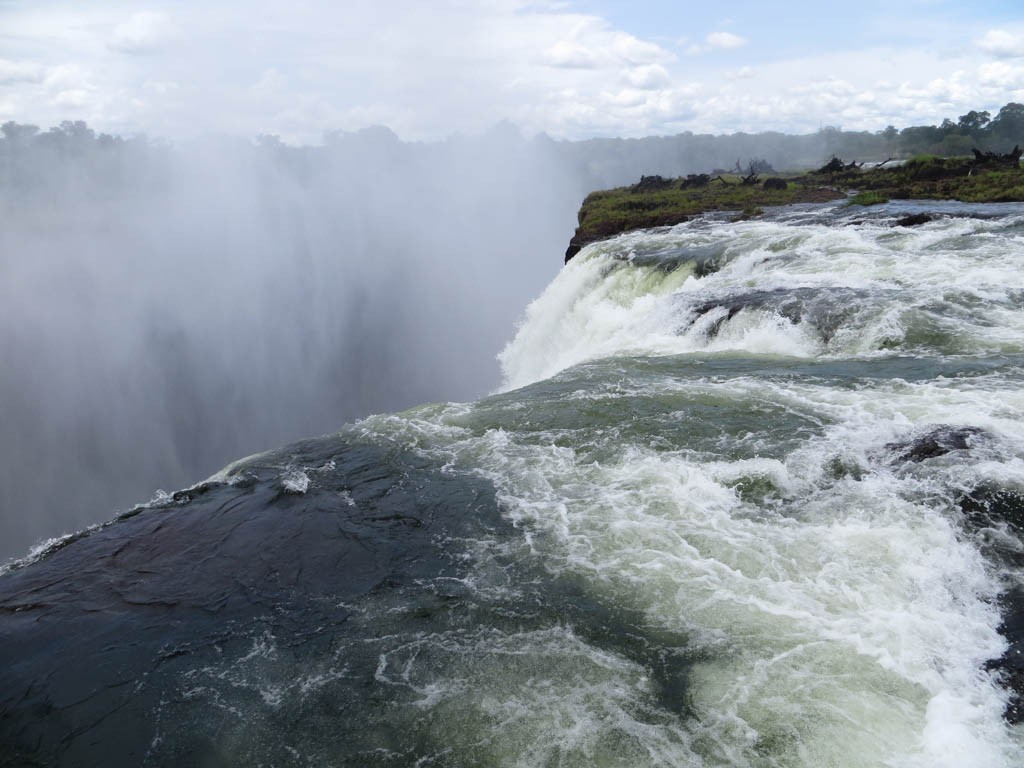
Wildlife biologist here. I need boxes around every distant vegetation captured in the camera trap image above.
[4,102,1023,198]
[550,102,1024,191]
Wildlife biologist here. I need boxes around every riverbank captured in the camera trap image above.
[565,149,1024,261]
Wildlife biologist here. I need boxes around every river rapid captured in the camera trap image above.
[3,200,1024,767]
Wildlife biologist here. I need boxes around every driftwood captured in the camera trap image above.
[971,146,1022,168]
[818,156,846,173]
[740,172,760,185]
[817,156,862,173]
[679,173,711,189]
[631,175,673,192]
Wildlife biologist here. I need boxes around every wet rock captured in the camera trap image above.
[564,238,583,263]
[960,485,1024,534]
[989,585,1024,725]
[0,437,507,767]
[959,485,1024,724]
[894,213,933,227]
[884,425,987,463]
[684,287,868,343]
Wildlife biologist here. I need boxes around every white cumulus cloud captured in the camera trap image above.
[544,40,598,69]
[625,64,670,90]
[611,32,674,65]
[978,61,1024,89]
[977,29,1024,58]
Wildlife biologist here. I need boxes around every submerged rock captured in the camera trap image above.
[894,213,934,227]
[958,485,1024,724]
[990,586,1024,725]
[683,286,872,344]
[0,437,508,767]
[0,435,701,766]
[873,432,1024,724]
[884,425,987,463]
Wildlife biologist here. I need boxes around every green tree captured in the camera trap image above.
[957,110,991,134]
[1,121,40,143]
[991,103,1024,146]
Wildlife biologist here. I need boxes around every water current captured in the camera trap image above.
[2,200,1024,767]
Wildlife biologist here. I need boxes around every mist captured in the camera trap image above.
[0,122,589,560]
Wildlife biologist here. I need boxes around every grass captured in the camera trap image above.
[565,155,1024,260]
[846,191,889,206]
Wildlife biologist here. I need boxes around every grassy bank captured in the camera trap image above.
[564,152,1024,261]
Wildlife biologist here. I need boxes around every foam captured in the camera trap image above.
[361,226,1024,762]
[499,215,1024,390]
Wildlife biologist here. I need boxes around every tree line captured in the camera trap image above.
[1,103,1023,207]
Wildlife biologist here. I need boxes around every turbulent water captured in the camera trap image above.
[3,200,1024,767]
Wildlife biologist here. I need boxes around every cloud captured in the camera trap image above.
[0,3,697,139]
[605,88,648,108]
[706,32,747,50]
[726,66,755,80]
[0,59,44,85]
[251,68,288,96]
[624,64,670,90]
[977,29,1024,58]
[611,33,674,65]
[143,79,180,95]
[43,64,94,93]
[54,89,91,109]
[3,1,1023,143]
[683,46,1024,137]
[544,40,598,69]
[109,11,174,54]
[978,61,1024,89]
[687,31,748,55]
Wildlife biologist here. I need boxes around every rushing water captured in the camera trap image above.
[3,201,1024,766]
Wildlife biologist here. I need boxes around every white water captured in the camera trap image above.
[352,204,1024,766]
[499,208,1024,389]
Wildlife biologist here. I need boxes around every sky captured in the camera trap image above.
[1,0,1023,143]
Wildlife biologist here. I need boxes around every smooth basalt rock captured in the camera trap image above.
[0,438,507,767]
